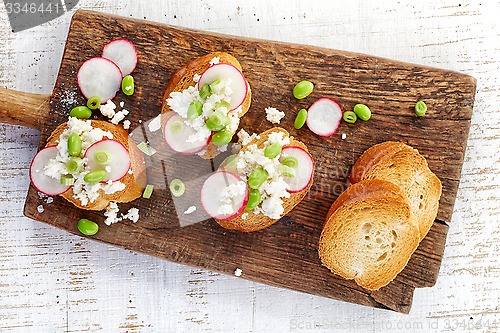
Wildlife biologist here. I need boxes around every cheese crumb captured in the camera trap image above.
[265,107,285,124]
[123,207,140,223]
[148,115,162,132]
[234,268,242,277]
[209,57,220,66]
[104,202,120,225]
[123,120,131,130]
[241,213,248,220]
[100,100,117,118]
[45,197,54,204]
[37,205,44,213]
[111,109,129,125]
[184,205,197,215]
[119,101,125,108]
[192,74,201,83]
[341,133,347,140]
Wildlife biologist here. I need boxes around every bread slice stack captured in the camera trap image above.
[319,141,442,290]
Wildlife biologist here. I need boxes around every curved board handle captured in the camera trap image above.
[0,87,51,131]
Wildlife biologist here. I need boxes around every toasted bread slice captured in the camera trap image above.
[161,52,252,159]
[319,180,420,290]
[350,142,442,240]
[215,128,314,232]
[46,120,146,211]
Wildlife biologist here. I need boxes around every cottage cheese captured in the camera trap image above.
[218,181,247,215]
[209,57,220,66]
[265,107,285,124]
[111,109,129,125]
[166,75,240,151]
[100,100,117,118]
[43,117,126,207]
[104,202,140,225]
[234,131,291,219]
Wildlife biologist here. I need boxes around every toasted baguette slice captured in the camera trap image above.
[319,180,420,290]
[161,52,252,159]
[350,142,442,240]
[215,128,313,232]
[46,120,146,211]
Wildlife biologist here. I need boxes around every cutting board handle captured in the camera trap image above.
[0,87,50,131]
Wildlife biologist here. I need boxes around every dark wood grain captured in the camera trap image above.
[22,10,475,313]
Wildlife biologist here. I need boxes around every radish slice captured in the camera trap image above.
[77,57,122,102]
[102,38,138,76]
[201,171,248,220]
[84,139,130,182]
[30,146,71,196]
[198,63,248,111]
[280,146,314,193]
[306,98,342,137]
[164,112,210,155]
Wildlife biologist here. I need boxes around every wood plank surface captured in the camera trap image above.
[19,9,475,314]
[1,0,498,331]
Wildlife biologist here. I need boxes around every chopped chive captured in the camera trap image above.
[137,142,157,156]
[142,184,154,199]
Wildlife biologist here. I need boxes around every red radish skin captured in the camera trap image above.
[306,98,342,137]
[198,63,248,111]
[163,112,210,155]
[77,57,123,102]
[280,146,314,193]
[84,139,131,182]
[30,146,71,196]
[201,172,248,220]
[102,38,138,77]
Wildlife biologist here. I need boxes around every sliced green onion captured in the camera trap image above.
[206,111,230,131]
[343,111,357,124]
[94,151,111,164]
[169,120,184,135]
[137,142,157,156]
[142,184,154,199]
[60,174,75,186]
[84,169,107,184]
[415,100,427,116]
[280,165,296,178]
[220,154,239,172]
[87,96,101,110]
[170,179,185,197]
[66,158,84,174]
[209,79,224,93]
[281,156,298,169]
[199,84,212,100]
[264,143,282,159]
[187,100,203,120]
[214,100,230,110]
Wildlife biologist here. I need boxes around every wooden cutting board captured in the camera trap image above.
[0,10,475,313]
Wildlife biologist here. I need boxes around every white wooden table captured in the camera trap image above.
[1,1,499,332]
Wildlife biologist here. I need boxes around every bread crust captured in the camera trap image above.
[350,141,442,240]
[45,120,146,211]
[161,52,252,159]
[319,180,420,290]
[215,128,314,232]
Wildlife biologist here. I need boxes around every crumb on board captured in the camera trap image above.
[341,133,347,140]
[37,205,44,213]
[183,205,197,215]
[234,268,242,277]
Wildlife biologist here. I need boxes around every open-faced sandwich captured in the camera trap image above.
[161,52,251,159]
[319,141,442,290]
[200,127,314,232]
[30,117,146,211]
